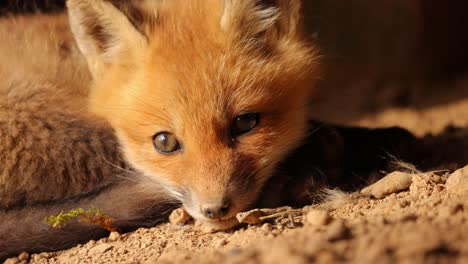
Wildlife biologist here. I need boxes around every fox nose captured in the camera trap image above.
[201,199,231,219]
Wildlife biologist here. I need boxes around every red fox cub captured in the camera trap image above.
[0,0,318,259]
[67,0,318,229]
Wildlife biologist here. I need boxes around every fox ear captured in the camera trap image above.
[221,0,303,41]
[67,0,147,78]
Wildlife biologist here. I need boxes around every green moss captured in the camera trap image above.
[45,207,118,232]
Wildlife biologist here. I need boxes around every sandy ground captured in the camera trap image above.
[3,95,468,264]
[6,165,468,264]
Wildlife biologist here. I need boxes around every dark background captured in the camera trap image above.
[0,0,64,15]
[303,0,468,124]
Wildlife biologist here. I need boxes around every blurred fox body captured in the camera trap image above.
[0,0,319,260]
[0,13,172,260]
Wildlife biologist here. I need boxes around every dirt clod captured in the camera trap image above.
[108,231,121,241]
[169,208,191,225]
[361,171,413,198]
[446,165,468,195]
[16,253,28,262]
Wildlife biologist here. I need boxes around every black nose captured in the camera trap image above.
[201,199,231,219]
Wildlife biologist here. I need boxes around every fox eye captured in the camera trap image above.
[231,113,260,137]
[153,132,181,154]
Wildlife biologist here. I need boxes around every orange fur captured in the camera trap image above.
[68,0,319,229]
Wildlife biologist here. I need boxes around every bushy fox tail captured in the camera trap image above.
[0,179,174,261]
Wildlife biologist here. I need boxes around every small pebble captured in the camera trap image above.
[446,166,468,195]
[261,223,272,231]
[271,229,281,235]
[39,253,50,258]
[200,225,216,233]
[169,208,192,225]
[17,252,29,262]
[109,231,121,241]
[141,243,149,249]
[32,254,45,263]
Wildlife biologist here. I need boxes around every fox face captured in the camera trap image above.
[68,0,318,229]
